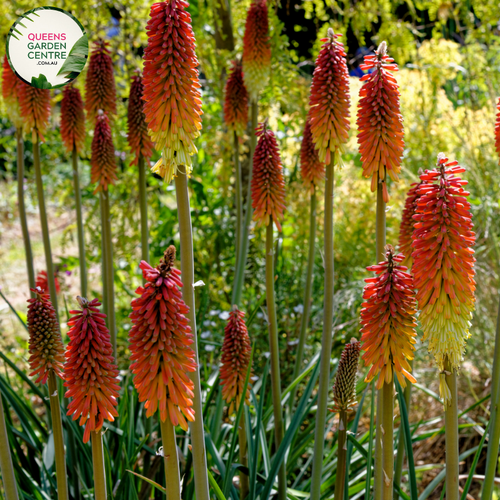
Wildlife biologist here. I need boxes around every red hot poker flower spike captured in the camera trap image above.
[242,0,271,101]
[2,56,23,130]
[224,60,249,137]
[495,97,500,163]
[361,245,418,390]
[357,41,404,202]
[91,111,117,193]
[331,338,361,413]
[220,307,252,415]
[300,117,325,191]
[127,72,154,166]
[85,40,117,125]
[36,270,61,296]
[60,84,86,154]
[17,81,51,141]
[27,287,65,385]
[251,121,286,231]
[129,246,197,430]
[65,297,120,443]
[309,28,350,166]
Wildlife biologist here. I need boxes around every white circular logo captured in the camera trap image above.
[6,7,88,89]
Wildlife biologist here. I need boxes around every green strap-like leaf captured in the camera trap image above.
[57,34,88,78]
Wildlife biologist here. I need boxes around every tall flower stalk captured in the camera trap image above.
[308,28,350,500]
[412,154,476,500]
[142,2,209,498]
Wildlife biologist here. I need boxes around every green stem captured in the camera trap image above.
[444,360,459,500]
[33,136,59,316]
[138,154,150,271]
[90,431,107,500]
[17,129,35,293]
[232,100,258,306]
[290,190,316,412]
[334,410,348,500]
[99,193,108,319]
[173,168,210,500]
[0,395,19,500]
[72,148,87,297]
[159,418,181,500]
[233,131,242,262]
[238,411,249,500]
[310,157,335,500]
[381,382,394,500]
[48,371,69,500]
[265,222,286,500]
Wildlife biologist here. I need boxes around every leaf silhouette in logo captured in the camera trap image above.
[31,73,52,89]
[57,34,89,79]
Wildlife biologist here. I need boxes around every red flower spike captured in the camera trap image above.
[242,0,271,100]
[251,121,286,231]
[90,111,117,193]
[300,117,325,191]
[2,56,23,130]
[127,72,154,166]
[495,98,500,163]
[220,307,252,415]
[27,287,65,385]
[36,270,61,296]
[142,0,203,183]
[60,84,86,154]
[224,60,249,137]
[360,245,418,390]
[65,297,120,443]
[308,28,350,166]
[85,40,117,125]
[357,42,404,202]
[17,80,51,141]
[129,246,197,430]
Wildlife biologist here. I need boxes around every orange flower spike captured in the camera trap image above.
[90,111,117,193]
[242,0,271,100]
[129,246,197,430]
[17,79,51,141]
[142,0,203,183]
[36,270,61,295]
[250,121,286,231]
[360,245,418,390]
[64,297,120,443]
[357,41,404,202]
[2,56,23,130]
[60,84,86,154]
[300,117,325,191]
[220,307,252,415]
[127,72,154,166]
[308,28,350,166]
[85,40,117,125]
[27,287,65,385]
[495,98,500,163]
[224,60,249,137]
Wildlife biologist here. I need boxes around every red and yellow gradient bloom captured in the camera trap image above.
[127,72,154,166]
[17,80,51,141]
[142,0,203,183]
[309,29,350,166]
[242,0,271,101]
[2,56,23,130]
[27,288,65,385]
[251,121,286,231]
[412,154,476,403]
[65,297,120,443]
[224,60,249,137]
[361,245,417,389]
[129,246,197,430]
[61,84,86,154]
[220,307,252,415]
[91,111,117,193]
[36,270,61,296]
[495,97,500,163]
[300,117,325,191]
[357,42,404,202]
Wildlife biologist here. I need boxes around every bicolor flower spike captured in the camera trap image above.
[2,56,23,130]
[308,28,350,166]
[17,79,51,141]
[300,117,325,191]
[251,121,286,231]
[127,72,154,166]
[220,307,252,415]
[495,97,500,163]
[85,40,117,124]
[143,0,203,183]
[412,154,476,404]
[90,111,117,193]
[331,338,361,414]
[65,297,120,443]
[129,246,197,430]
[27,287,65,385]
[224,59,249,137]
[242,0,271,101]
[361,245,418,390]
[357,41,404,202]
[60,84,86,154]
[36,270,61,296]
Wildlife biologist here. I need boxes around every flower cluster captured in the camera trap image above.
[224,59,249,137]
[17,81,51,141]
[143,0,203,183]
[90,112,117,192]
[2,56,23,130]
[60,84,86,154]
[361,245,417,389]
[36,270,61,296]
[397,181,422,270]
[65,297,120,443]
[300,117,325,191]
[251,121,286,231]
[129,246,197,430]
[331,338,361,413]
[357,42,404,202]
